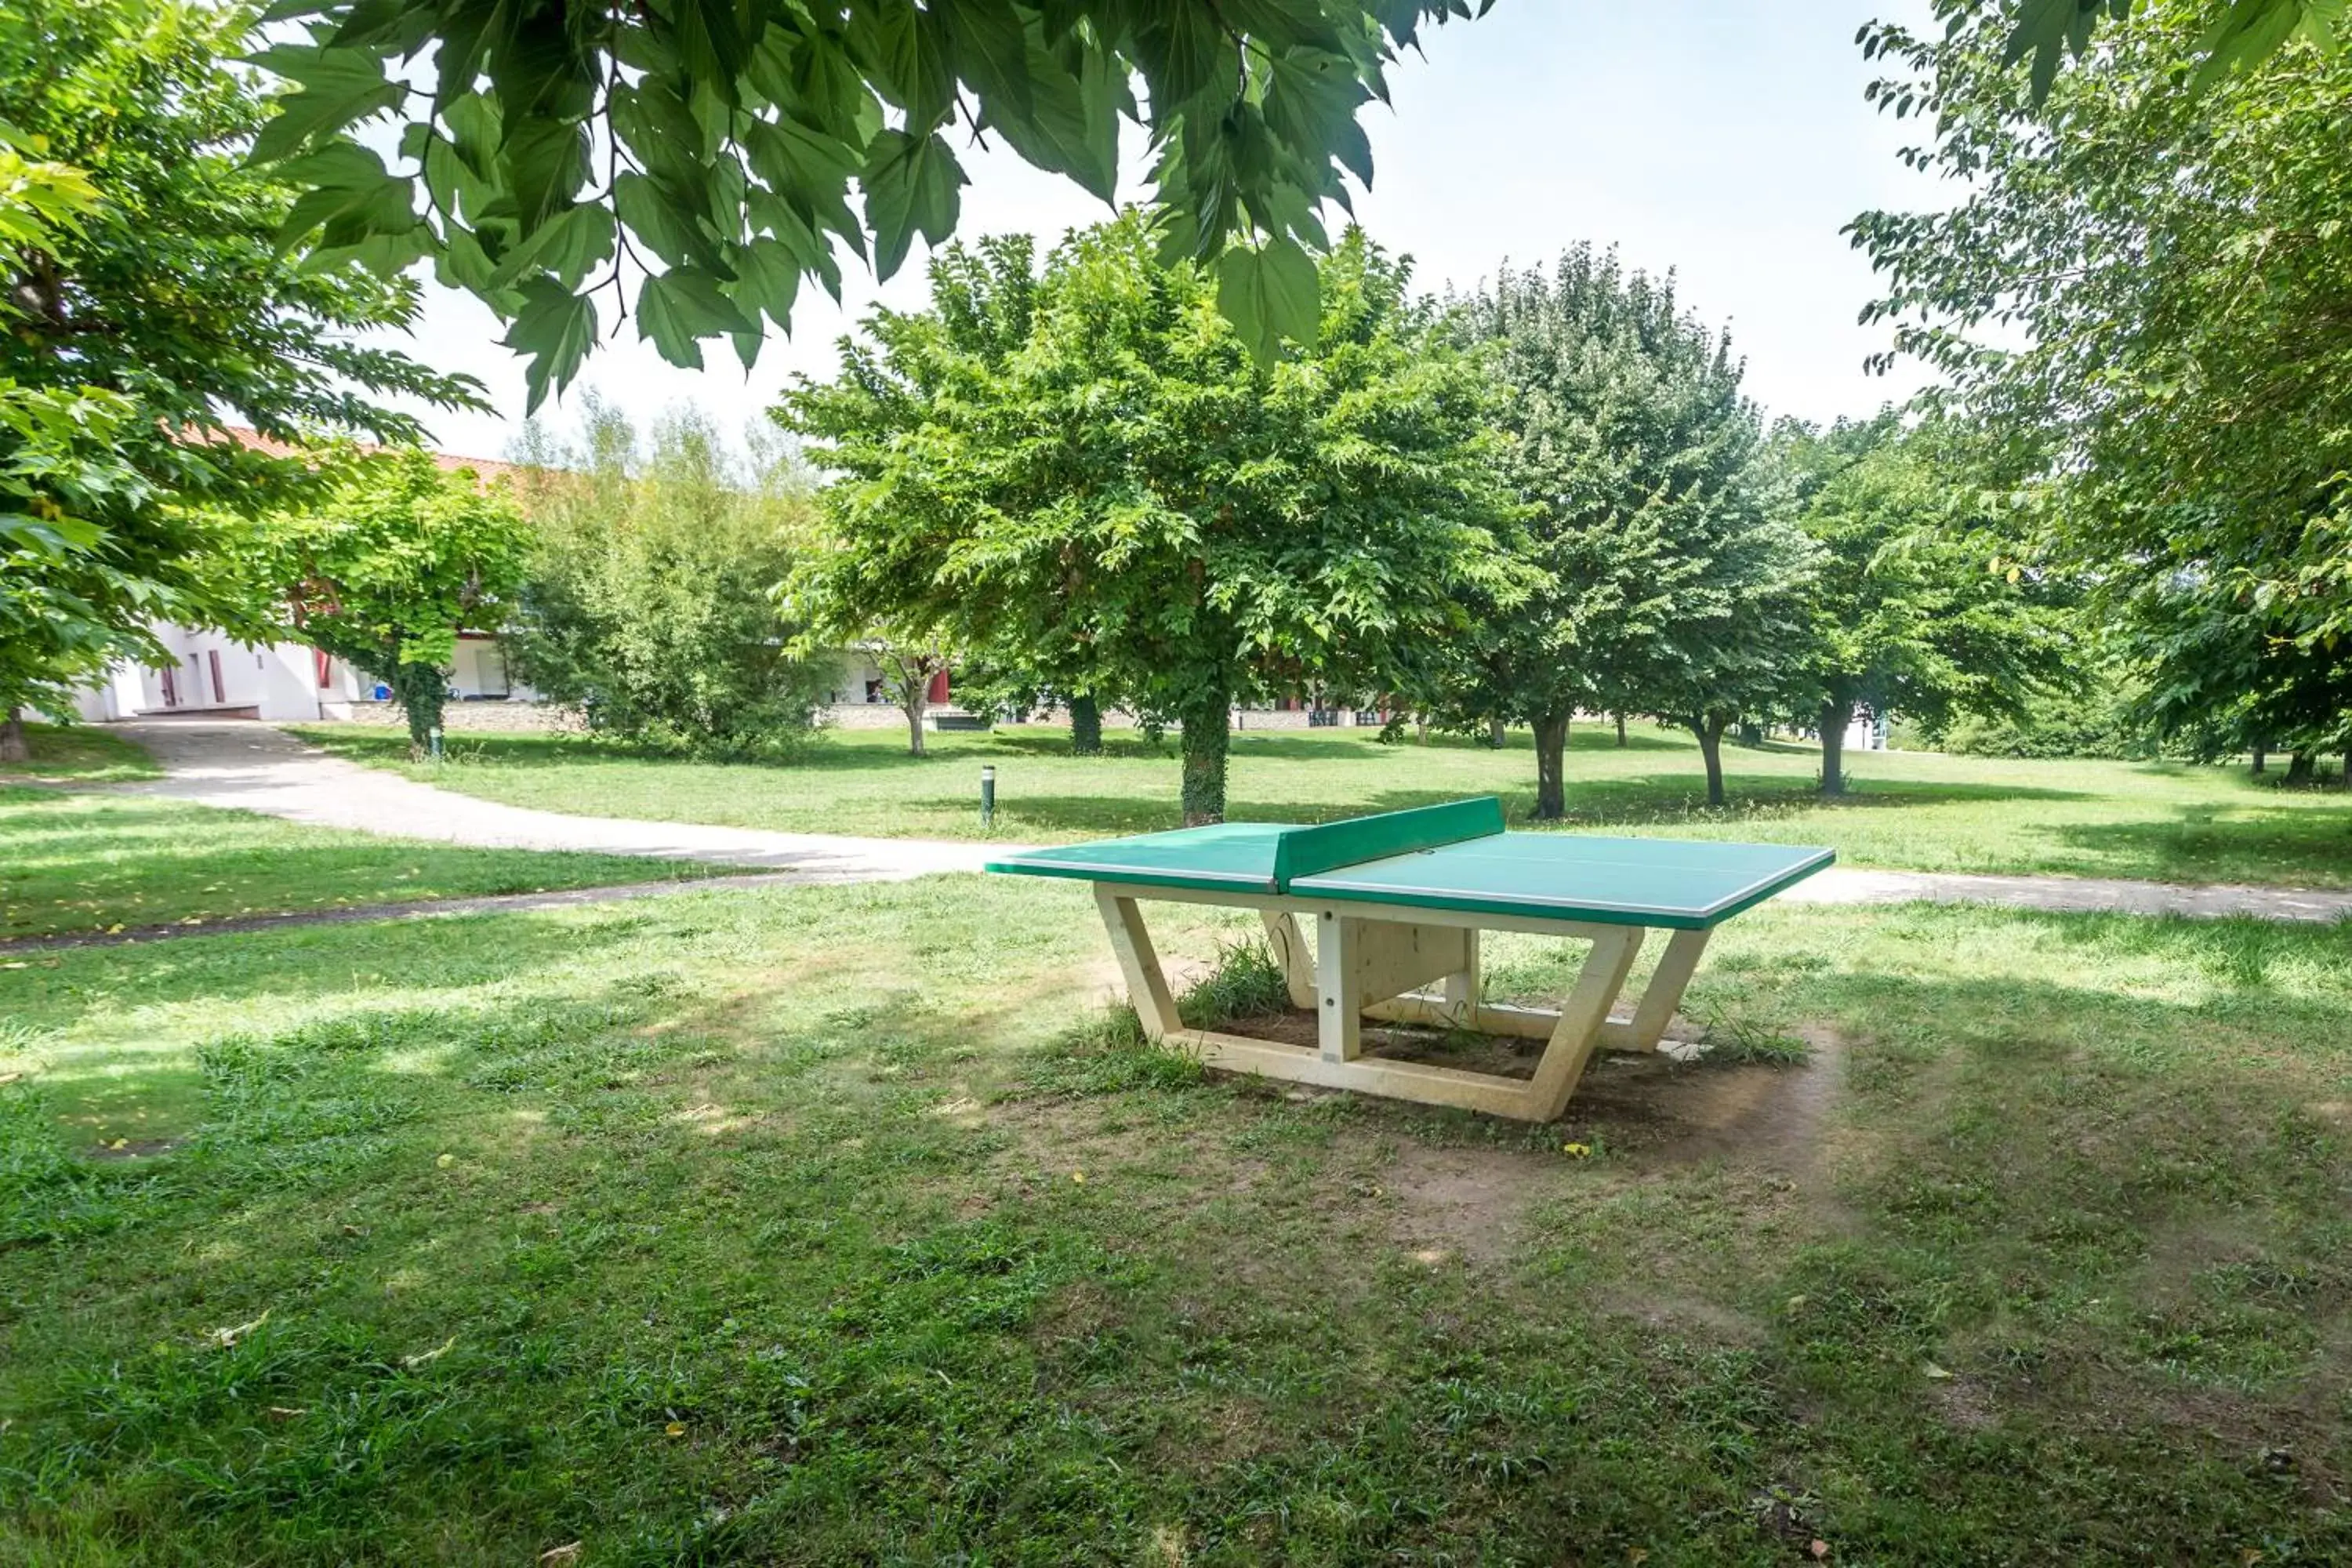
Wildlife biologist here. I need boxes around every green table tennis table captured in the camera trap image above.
[988,797,1831,1122]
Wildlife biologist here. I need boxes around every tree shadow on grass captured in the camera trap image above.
[937,772,2100,839]
[0,799,252,844]
[1,904,679,1030]
[1,831,695,941]
[1534,773,2092,823]
[2038,804,2352,889]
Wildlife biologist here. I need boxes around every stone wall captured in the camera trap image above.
[328,700,580,734]
[325,701,1388,739]
[818,703,914,731]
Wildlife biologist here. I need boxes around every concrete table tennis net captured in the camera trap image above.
[988,798,1832,1122]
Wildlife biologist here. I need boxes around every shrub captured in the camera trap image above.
[1918,675,2159,760]
[503,400,830,757]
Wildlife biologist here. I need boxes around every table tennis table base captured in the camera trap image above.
[1091,883,1712,1122]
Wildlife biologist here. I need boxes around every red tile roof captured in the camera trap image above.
[213,425,520,482]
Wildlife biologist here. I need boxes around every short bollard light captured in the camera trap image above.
[428,725,445,761]
[980,764,996,829]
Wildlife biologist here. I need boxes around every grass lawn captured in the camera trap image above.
[1,721,164,784]
[6,866,2352,1563]
[292,720,2352,889]
[0,787,724,942]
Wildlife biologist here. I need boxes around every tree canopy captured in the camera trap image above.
[505,398,833,757]
[224,0,2315,405]
[1853,0,2350,770]
[1773,412,2077,794]
[1994,0,2342,103]
[0,0,481,750]
[255,0,1494,405]
[781,214,1514,823]
[249,449,532,757]
[1440,248,1795,815]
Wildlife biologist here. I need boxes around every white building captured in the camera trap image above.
[67,428,533,724]
[1842,710,1891,753]
[72,627,527,723]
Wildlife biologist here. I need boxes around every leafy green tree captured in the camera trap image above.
[782,215,1513,824]
[1852,2,2351,771]
[252,0,1495,402]
[506,400,833,757]
[2129,578,2352,775]
[1773,412,2076,794]
[252,451,531,758]
[0,0,480,754]
[1439,248,1780,818]
[1628,499,1816,811]
[847,629,955,758]
[0,385,256,760]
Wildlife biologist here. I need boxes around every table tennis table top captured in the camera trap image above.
[986,797,1833,931]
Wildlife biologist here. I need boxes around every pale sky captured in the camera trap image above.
[381,1,1940,463]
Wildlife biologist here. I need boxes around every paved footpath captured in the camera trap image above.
[115,720,1000,882]
[98,720,2352,930]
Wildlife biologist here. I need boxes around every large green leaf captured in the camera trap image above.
[746,189,845,299]
[744,114,869,245]
[973,24,1122,201]
[612,170,704,267]
[1217,235,1319,363]
[500,278,597,412]
[498,115,590,230]
[731,236,803,330]
[862,128,965,280]
[274,141,419,248]
[635,266,754,369]
[845,2,957,125]
[248,41,405,164]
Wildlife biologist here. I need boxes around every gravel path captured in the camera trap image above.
[82,720,2352,935]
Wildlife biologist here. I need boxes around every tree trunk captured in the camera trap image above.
[1179,691,1231,826]
[902,687,927,757]
[2250,742,2267,776]
[1691,717,1728,808]
[1069,692,1102,756]
[2287,749,2314,785]
[1819,699,1851,797]
[0,708,27,764]
[1532,712,1570,821]
[1486,714,1507,749]
[1614,711,1627,747]
[389,663,447,761]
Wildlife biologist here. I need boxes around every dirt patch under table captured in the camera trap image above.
[1196,1009,1850,1265]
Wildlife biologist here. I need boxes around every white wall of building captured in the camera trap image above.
[1844,711,1890,753]
[69,623,533,723]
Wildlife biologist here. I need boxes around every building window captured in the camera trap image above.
[208,650,225,705]
[474,643,511,699]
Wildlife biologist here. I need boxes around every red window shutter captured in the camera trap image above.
[209,650,226,704]
[927,669,949,704]
[161,667,178,706]
[315,648,332,688]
